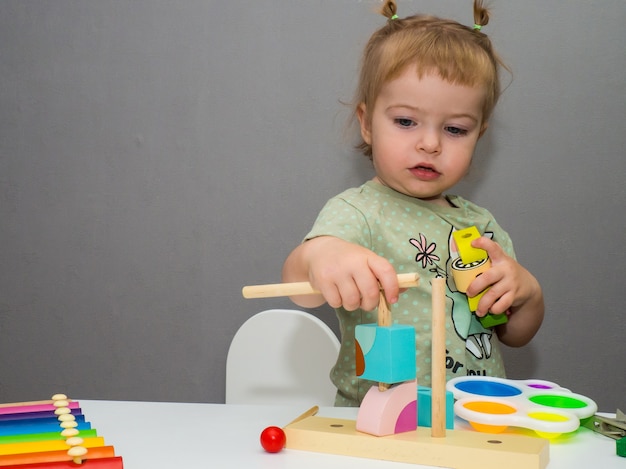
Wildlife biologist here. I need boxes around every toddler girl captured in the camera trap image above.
[282,0,544,406]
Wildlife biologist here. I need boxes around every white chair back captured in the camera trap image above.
[226,309,340,406]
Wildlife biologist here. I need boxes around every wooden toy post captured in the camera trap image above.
[431,276,446,438]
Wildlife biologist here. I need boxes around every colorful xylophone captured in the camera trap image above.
[0,394,123,468]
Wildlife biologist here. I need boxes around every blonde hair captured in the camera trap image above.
[355,0,508,158]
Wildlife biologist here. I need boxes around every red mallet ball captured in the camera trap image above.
[260,426,286,453]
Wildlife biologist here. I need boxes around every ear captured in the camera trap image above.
[357,103,372,144]
[478,121,489,139]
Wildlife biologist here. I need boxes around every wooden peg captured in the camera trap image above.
[377,291,391,327]
[61,427,80,438]
[60,420,79,429]
[55,406,71,416]
[58,413,77,423]
[65,436,84,447]
[67,445,88,464]
[377,292,391,392]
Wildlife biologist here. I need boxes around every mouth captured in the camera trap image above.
[409,164,440,180]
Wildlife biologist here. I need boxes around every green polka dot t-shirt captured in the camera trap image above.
[305,181,515,407]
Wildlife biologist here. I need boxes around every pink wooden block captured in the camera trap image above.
[356,380,417,436]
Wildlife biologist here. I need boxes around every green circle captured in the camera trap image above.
[529,394,587,409]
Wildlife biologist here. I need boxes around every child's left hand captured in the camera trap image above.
[466,236,544,347]
[465,237,537,318]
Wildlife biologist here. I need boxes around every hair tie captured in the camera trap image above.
[473,24,482,31]
[391,14,399,20]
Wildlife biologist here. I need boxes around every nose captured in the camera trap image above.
[416,127,441,154]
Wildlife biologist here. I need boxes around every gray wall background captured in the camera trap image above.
[1,1,624,411]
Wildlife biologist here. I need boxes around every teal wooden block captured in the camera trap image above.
[417,386,454,429]
[355,324,416,384]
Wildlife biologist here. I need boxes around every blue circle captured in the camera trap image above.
[455,380,522,397]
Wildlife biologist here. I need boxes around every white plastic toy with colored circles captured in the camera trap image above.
[446,376,598,438]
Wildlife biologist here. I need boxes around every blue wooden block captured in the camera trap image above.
[417,386,454,429]
[355,324,416,384]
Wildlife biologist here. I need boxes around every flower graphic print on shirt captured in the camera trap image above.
[409,228,495,360]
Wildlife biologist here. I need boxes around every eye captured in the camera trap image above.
[445,126,469,136]
[395,118,415,128]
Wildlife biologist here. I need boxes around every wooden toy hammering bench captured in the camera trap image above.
[243,273,549,469]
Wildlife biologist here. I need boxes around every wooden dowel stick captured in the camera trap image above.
[431,276,447,438]
[377,292,391,392]
[0,398,75,409]
[377,291,391,328]
[242,273,420,299]
[287,406,319,426]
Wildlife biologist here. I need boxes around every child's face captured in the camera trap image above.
[358,65,487,205]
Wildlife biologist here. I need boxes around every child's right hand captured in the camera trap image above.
[282,236,399,311]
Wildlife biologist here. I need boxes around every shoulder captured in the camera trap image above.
[318,182,391,214]
[447,195,496,218]
[332,182,382,203]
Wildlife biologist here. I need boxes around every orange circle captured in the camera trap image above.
[470,422,508,433]
[463,401,516,415]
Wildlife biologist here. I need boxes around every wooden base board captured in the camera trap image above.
[285,415,549,469]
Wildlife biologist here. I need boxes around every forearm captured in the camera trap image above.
[281,238,328,308]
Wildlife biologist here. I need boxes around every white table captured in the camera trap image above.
[79,400,621,469]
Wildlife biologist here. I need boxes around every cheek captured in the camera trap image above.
[452,138,479,160]
[371,151,391,177]
[371,147,402,179]
[448,150,474,175]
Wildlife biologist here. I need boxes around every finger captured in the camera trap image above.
[466,267,498,298]
[367,258,399,303]
[336,279,363,311]
[352,272,383,311]
[314,272,359,310]
[476,286,511,316]
[484,291,513,316]
[318,282,343,310]
[471,236,504,261]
